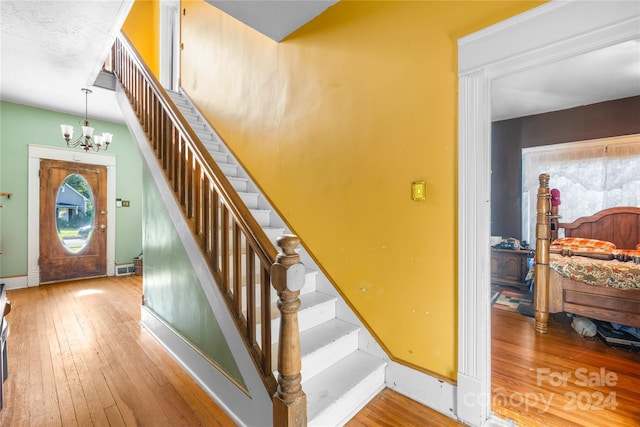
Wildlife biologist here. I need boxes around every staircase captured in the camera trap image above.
[166,89,387,425]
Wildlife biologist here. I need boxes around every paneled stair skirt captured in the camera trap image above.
[165,89,388,425]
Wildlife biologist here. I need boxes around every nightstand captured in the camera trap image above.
[490,248,533,289]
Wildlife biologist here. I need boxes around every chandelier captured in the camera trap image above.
[60,88,113,152]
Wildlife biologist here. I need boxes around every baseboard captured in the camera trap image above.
[0,276,28,290]
[386,361,457,421]
[139,305,271,426]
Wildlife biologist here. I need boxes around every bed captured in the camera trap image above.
[533,173,640,333]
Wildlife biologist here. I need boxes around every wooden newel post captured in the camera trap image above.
[271,235,307,427]
[534,174,550,334]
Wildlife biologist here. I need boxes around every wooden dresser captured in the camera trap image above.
[490,248,533,289]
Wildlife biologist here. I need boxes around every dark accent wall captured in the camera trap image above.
[491,95,640,241]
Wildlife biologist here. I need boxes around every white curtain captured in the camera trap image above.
[522,134,640,244]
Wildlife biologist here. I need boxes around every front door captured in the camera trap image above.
[39,160,107,283]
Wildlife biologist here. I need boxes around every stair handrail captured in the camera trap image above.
[112,32,306,424]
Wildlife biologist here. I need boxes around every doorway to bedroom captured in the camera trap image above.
[489,59,640,427]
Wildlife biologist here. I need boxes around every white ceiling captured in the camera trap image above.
[205,0,338,42]
[1,1,639,126]
[0,0,132,124]
[492,38,640,121]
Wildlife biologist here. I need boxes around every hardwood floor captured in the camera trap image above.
[0,276,236,426]
[0,276,460,426]
[492,307,640,426]
[347,388,461,426]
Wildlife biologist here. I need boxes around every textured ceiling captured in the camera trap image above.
[0,0,132,123]
[1,1,638,126]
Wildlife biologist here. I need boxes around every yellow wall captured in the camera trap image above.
[122,0,160,77]
[179,0,546,380]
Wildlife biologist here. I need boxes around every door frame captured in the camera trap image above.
[159,0,180,91]
[456,1,640,425]
[28,145,117,286]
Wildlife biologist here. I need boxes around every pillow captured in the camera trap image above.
[636,243,640,252]
[613,249,637,262]
[550,237,617,253]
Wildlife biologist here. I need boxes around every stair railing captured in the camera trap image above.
[112,32,306,426]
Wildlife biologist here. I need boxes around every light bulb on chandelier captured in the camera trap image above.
[60,88,113,152]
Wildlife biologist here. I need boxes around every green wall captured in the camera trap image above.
[0,101,143,277]
[142,168,243,384]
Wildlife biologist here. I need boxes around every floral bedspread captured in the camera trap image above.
[550,254,640,289]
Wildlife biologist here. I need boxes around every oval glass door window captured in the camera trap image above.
[55,173,95,253]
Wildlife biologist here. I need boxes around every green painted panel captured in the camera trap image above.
[142,169,244,385]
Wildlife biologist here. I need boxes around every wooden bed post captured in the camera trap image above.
[534,174,551,333]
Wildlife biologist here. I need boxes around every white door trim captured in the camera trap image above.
[28,145,117,286]
[160,0,180,90]
[456,1,640,425]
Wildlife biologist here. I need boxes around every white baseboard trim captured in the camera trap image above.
[484,415,516,427]
[0,276,28,290]
[140,305,270,426]
[386,361,457,421]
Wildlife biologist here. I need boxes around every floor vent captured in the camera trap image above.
[115,263,135,276]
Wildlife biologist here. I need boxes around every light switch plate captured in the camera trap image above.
[411,181,426,201]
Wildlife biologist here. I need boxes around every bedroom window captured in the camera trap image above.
[521,134,640,244]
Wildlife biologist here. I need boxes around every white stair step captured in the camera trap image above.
[189,121,209,132]
[263,226,285,243]
[270,318,359,378]
[238,192,259,209]
[249,209,271,226]
[299,319,360,382]
[305,351,386,426]
[211,151,228,163]
[203,142,223,154]
[241,268,319,309]
[194,128,215,141]
[266,292,336,344]
[171,99,191,110]
[167,92,188,105]
[228,176,248,192]
[181,110,201,122]
[204,141,223,152]
[218,162,238,176]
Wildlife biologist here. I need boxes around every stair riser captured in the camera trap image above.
[228,177,248,192]
[308,366,385,427]
[238,192,259,209]
[218,163,238,176]
[240,272,317,306]
[204,142,223,153]
[301,329,359,382]
[195,129,215,141]
[211,151,228,163]
[250,210,271,226]
[262,299,336,345]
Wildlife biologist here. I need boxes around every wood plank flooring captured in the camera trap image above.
[0,276,236,426]
[347,388,461,426]
[0,276,460,426]
[492,307,640,426]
